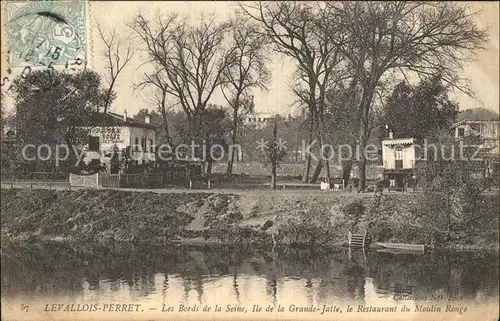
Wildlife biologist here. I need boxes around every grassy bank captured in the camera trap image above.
[1,188,498,251]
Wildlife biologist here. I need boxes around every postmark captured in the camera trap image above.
[5,1,86,69]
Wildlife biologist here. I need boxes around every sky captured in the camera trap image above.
[2,1,499,117]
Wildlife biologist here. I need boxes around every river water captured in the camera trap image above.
[1,243,498,320]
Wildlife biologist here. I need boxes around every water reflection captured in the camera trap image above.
[1,243,498,308]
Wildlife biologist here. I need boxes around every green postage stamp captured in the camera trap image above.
[5,1,86,69]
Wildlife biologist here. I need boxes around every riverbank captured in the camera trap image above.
[1,188,498,251]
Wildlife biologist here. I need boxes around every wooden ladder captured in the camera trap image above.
[348,230,367,249]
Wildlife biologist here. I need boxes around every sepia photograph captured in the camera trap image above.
[0,1,499,320]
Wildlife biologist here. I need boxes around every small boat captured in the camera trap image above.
[370,242,425,253]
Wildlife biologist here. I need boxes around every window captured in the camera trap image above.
[395,148,403,160]
[141,138,146,151]
[395,146,403,169]
[88,136,100,151]
[134,137,139,151]
[458,128,465,138]
[149,139,154,153]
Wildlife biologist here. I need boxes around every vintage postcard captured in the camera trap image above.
[1,1,498,321]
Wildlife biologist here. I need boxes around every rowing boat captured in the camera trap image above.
[370,242,425,252]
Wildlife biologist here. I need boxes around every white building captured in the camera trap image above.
[381,132,417,188]
[451,119,499,154]
[242,112,275,129]
[84,111,157,166]
[451,119,500,174]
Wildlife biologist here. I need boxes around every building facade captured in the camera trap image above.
[451,119,499,154]
[242,112,276,129]
[84,111,157,166]
[381,133,417,188]
[451,119,500,175]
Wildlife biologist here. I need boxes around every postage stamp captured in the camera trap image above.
[5,0,86,69]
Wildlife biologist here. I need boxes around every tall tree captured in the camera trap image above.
[133,108,172,146]
[96,21,134,114]
[12,69,109,172]
[136,69,177,145]
[240,2,346,183]
[329,1,487,191]
[381,74,459,141]
[323,82,363,187]
[130,13,236,143]
[199,105,232,174]
[221,18,271,175]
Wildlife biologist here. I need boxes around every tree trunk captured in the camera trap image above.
[309,161,323,183]
[358,158,366,192]
[271,120,278,189]
[226,106,239,175]
[302,129,313,183]
[342,160,353,187]
[104,79,116,114]
[271,163,277,190]
[324,160,331,183]
[206,160,213,175]
[159,91,172,145]
[302,154,311,183]
[357,82,375,192]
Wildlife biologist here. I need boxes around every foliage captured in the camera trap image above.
[457,108,499,122]
[380,74,459,141]
[342,200,365,225]
[11,69,110,173]
[221,18,271,173]
[258,120,288,167]
[109,145,122,174]
[414,132,496,244]
[332,1,486,191]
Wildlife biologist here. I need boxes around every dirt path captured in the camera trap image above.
[1,182,378,197]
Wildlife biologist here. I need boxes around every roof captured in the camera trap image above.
[92,112,157,130]
[382,138,415,146]
[450,119,500,129]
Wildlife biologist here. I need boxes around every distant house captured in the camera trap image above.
[451,119,499,152]
[451,119,500,175]
[381,132,417,188]
[83,111,157,166]
[242,112,276,129]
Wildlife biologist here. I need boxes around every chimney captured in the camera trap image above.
[123,110,127,121]
[145,115,151,124]
[389,131,394,139]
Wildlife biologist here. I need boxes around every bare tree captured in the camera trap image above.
[130,12,236,145]
[330,1,488,191]
[240,2,346,183]
[221,17,271,175]
[135,68,178,145]
[96,21,134,114]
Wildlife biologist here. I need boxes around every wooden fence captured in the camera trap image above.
[98,172,202,188]
[69,173,99,188]
[1,172,68,182]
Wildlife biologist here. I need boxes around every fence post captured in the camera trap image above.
[49,182,52,190]
[189,179,192,189]
[208,179,211,189]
